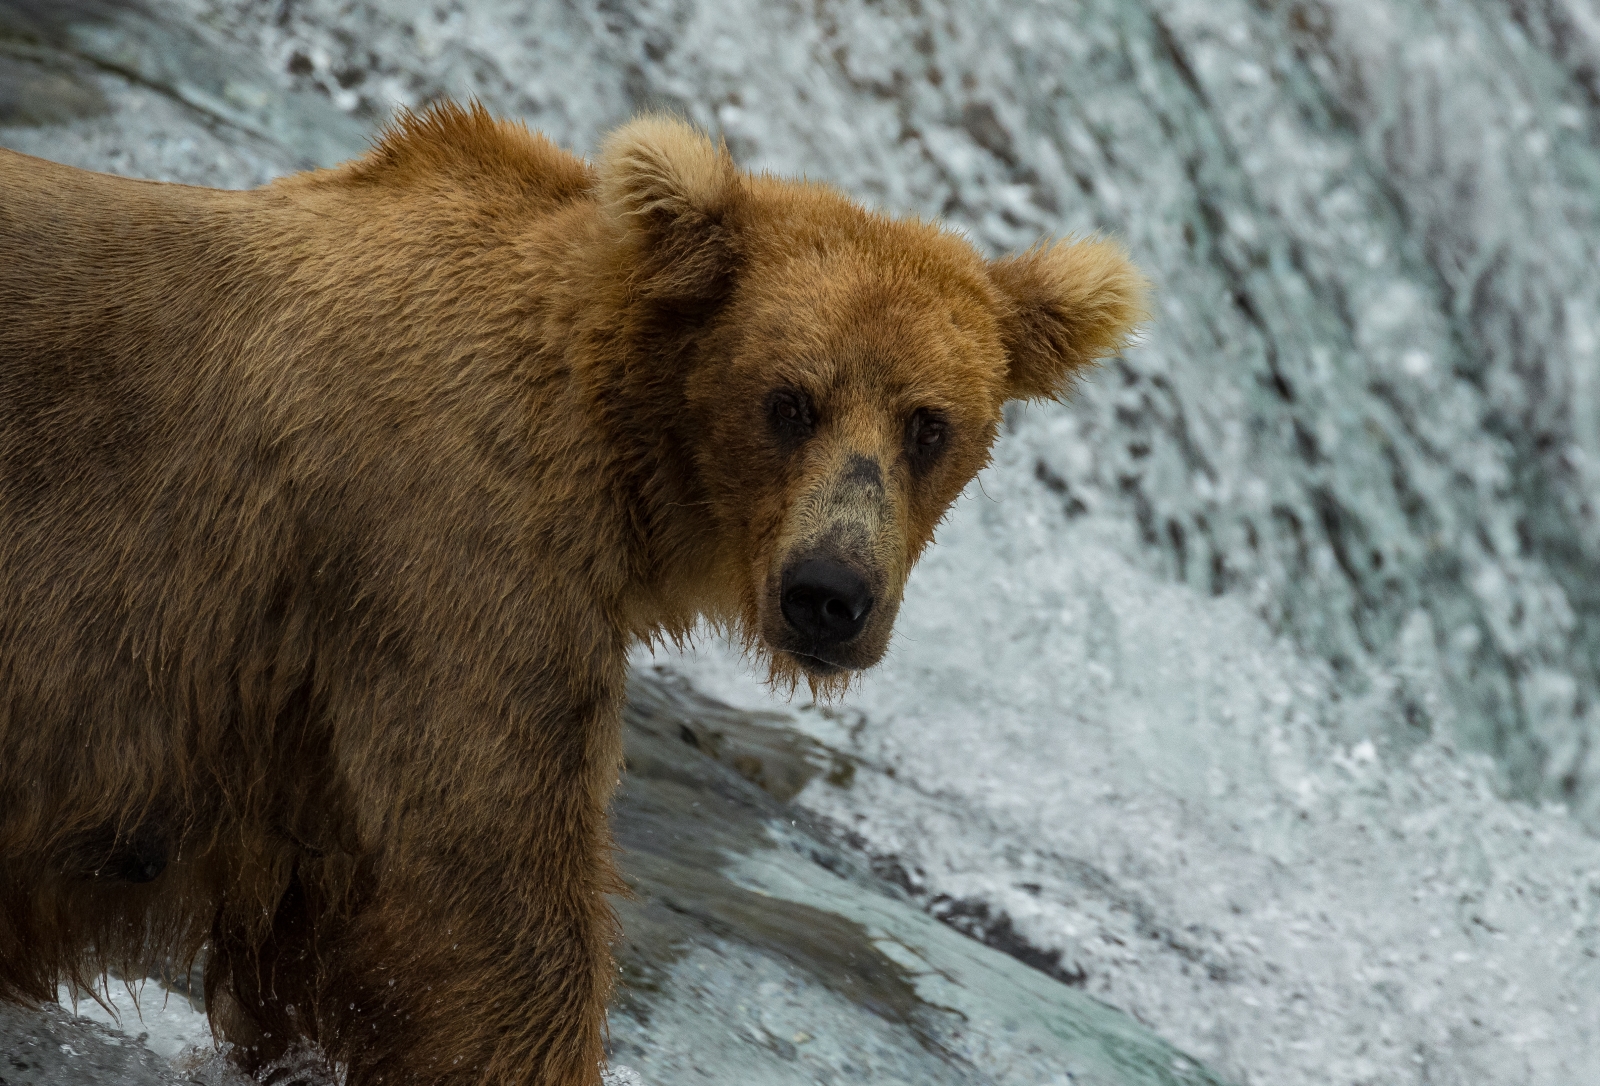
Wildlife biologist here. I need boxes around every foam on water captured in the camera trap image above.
[646,415,1600,1083]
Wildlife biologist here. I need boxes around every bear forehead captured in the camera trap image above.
[729,245,1009,411]
[738,176,999,313]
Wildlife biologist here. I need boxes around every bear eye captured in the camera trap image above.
[768,388,815,437]
[907,409,948,459]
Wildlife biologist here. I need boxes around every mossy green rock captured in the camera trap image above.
[608,676,1229,1086]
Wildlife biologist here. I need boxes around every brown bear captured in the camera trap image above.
[0,103,1145,1084]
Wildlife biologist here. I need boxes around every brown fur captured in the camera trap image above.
[0,103,1146,1084]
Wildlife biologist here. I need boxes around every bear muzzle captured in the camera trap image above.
[763,450,903,675]
[769,550,895,674]
[780,557,875,650]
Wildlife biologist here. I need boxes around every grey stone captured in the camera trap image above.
[0,676,1231,1086]
[609,674,1232,1086]
[0,47,107,127]
[0,1001,185,1086]
[0,0,364,165]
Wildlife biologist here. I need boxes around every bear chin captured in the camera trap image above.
[786,650,849,677]
[763,644,882,700]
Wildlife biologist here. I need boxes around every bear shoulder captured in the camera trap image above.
[297,101,596,210]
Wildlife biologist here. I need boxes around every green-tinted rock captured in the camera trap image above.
[0,49,106,126]
[609,675,1231,1086]
[0,0,363,165]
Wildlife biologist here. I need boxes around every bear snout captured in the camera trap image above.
[779,557,875,654]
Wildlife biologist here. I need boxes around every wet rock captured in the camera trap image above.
[0,674,1230,1086]
[628,671,839,803]
[0,1001,185,1086]
[612,674,1232,1085]
[0,50,107,126]
[0,0,363,165]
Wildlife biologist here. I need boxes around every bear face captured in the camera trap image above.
[599,117,1148,692]
[691,242,1006,684]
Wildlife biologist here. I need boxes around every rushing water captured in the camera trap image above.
[160,0,1600,820]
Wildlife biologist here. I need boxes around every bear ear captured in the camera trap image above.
[987,237,1149,401]
[597,115,743,303]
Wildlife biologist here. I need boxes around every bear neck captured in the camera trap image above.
[573,302,735,646]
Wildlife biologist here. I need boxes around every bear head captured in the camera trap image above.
[597,116,1148,694]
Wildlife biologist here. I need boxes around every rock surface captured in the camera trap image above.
[609,675,1227,1085]
[0,669,1229,1085]
[0,0,361,162]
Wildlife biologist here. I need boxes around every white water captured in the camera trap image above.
[643,398,1600,1086]
[171,0,1600,819]
[57,983,211,1065]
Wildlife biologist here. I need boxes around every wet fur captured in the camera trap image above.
[0,103,1146,1083]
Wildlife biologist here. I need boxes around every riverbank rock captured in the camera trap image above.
[0,675,1228,1086]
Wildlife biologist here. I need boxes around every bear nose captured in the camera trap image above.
[780,559,874,647]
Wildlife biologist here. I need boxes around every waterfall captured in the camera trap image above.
[166,0,1600,818]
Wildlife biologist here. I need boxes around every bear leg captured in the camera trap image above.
[207,872,330,1077]
[206,836,618,1084]
[326,851,617,1086]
